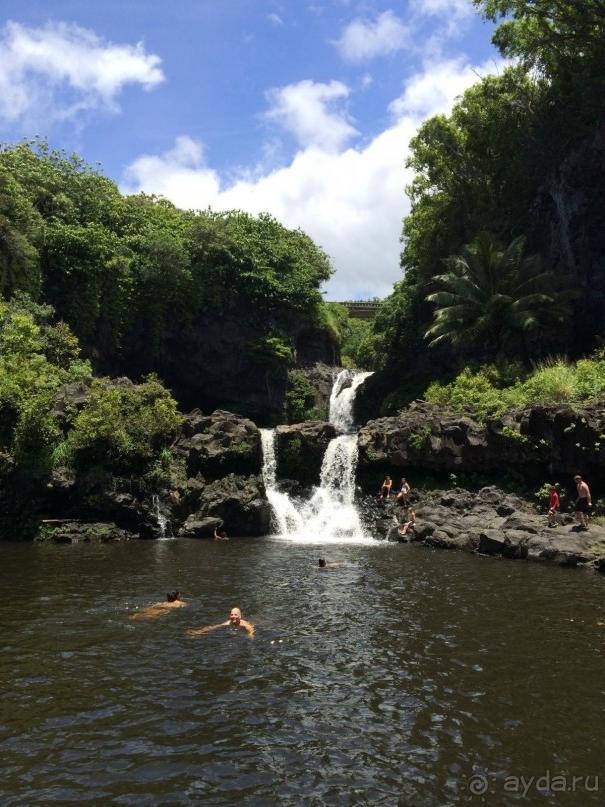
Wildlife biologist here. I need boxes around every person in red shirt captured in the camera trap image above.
[547,485,560,527]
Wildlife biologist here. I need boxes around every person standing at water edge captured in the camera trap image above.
[574,474,592,530]
[187,607,255,637]
[547,485,560,527]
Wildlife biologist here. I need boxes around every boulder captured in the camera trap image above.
[357,399,605,482]
[190,473,271,536]
[173,409,262,480]
[275,421,337,484]
[178,515,223,539]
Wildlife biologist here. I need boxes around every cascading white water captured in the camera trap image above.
[152,494,171,540]
[260,429,304,535]
[261,369,373,543]
[329,369,373,433]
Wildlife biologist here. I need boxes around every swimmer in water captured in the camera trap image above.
[317,558,341,569]
[187,607,255,638]
[129,590,186,620]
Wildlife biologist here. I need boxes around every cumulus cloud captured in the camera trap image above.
[335,10,409,63]
[264,79,358,152]
[389,56,499,119]
[122,58,502,300]
[0,20,164,126]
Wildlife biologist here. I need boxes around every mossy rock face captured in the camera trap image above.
[35,521,134,543]
[172,409,262,480]
[275,421,337,485]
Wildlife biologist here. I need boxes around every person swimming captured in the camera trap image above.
[317,558,341,569]
[187,607,255,638]
[129,590,186,620]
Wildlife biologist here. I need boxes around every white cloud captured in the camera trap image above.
[0,20,164,125]
[389,56,499,119]
[264,79,358,152]
[122,58,502,300]
[335,10,409,63]
[411,0,473,17]
[410,0,475,44]
[267,13,284,26]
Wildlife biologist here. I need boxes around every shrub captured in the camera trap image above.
[520,360,576,404]
[425,368,513,421]
[284,370,319,423]
[408,424,432,451]
[63,375,182,474]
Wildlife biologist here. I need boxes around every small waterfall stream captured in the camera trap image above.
[152,494,171,540]
[261,369,373,543]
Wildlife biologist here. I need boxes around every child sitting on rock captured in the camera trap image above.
[398,507,416,538]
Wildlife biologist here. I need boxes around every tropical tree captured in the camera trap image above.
[424,232,570,359]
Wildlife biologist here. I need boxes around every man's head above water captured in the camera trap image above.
[166,590,180,603]
[229,607,242,625]
[318,558,326,568]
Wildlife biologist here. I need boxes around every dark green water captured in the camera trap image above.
[1,538,604,805]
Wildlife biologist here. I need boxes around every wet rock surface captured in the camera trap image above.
[182,473,271,537]
[362,485,605,572]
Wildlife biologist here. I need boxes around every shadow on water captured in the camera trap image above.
[1,537,604,805]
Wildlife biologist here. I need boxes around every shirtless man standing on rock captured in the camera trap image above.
[574,474,592,530]
[187,607,255,638]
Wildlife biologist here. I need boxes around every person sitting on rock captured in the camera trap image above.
[398,508,416,537]
[379,476,392,500]
[213,527,229,541]
[187,607,255,638]
[129,590,186,620]
[547,485,560,527]
[396,478,411,505]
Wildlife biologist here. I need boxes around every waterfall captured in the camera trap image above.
[152,494,171,540]
[329,369,373,433]
[260,429,304,535]
[261,369,374,543]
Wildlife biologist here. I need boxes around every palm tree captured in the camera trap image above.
[424,232,569,359]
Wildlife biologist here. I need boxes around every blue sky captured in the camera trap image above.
[0,1,501,299]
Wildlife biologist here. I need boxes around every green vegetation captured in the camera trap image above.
[408,425,432,452]
[425,233,569,358]
[284,370,326,423]
[0,290,181,483]
[424,353,605,421]
[0,141,333,377]
[363,0,605,413]
[58,375,181,475]
[0,294,91,473]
